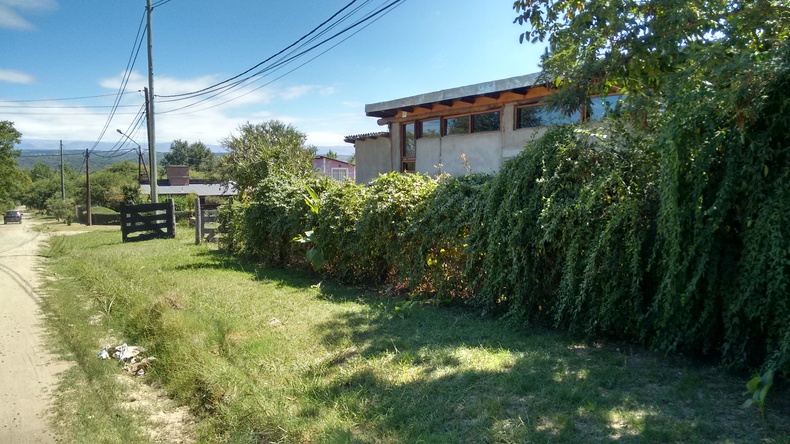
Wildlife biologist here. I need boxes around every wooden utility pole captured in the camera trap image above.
[85,149,92,226]
[60,140,65,200]
[144,87,158,203]
[146,0,158,204]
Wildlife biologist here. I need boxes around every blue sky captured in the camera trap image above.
[0,0,544,153]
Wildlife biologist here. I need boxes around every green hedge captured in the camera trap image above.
[217,50,789,374]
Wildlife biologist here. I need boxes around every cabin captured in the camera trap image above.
[140,165,235,204]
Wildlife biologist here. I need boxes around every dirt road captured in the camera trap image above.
[0,217,68,443]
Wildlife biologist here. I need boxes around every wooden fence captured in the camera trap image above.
[194,198,219,244]
[120,200,176,243]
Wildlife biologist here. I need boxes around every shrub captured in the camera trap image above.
[474,124,659,337]
[221,173,329,266]
[401,173,493,299]
[311,179,368,282]
[354,172,437,283]
[651,45,790,371]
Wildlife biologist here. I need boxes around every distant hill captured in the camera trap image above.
[15,141,353,172]
[17,149,159,172]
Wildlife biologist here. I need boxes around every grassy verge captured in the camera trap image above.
[41,230,789,443]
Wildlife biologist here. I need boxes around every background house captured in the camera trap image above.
[313,155,355,181]
[140,165,235,204]
[346,73,618,183]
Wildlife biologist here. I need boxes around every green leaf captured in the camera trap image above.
[746,375,760,393]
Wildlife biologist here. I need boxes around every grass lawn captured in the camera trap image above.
[40,229,789,443]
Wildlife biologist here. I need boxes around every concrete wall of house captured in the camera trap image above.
[425,132,502,176]
[355,136,392,184]
[416,137,441,175]
[502,103,549,162]
[410,104,547,177]
[355,95,564,181]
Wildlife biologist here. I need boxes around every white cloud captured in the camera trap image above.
[13,71,361,149]
[0,0,57,30]
[0,69,35,84]
[279,85,314,100]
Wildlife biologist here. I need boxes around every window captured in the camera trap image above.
[402,123,416,173]
[331,168,348,181]
[516,104,577,129]
[445,115,470,135]
[473,111,500,132]
[402,123,416,158]
[444,111,501,135]
[586,95,622,120]
[419,119,440,138]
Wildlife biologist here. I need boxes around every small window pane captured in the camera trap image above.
[587,95,622,120]
[331,168,348,180]
[445,116,470,135]
[516,106,544,128]
[472,111,500,132]
[420,119,440,138]
[402,123,415,158]
[402,161,415,173]
[516,105,577,128]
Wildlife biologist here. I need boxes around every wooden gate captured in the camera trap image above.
[120,200,176,242]
[194,198,219,244]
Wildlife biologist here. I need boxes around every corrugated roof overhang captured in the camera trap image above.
[365,73,541,119]
[343,131,390,144]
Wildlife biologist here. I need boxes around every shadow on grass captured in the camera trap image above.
[169,247,319,290]
[303,302,789,443]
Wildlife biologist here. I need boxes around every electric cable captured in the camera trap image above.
[156,0,362,100]
[161,0,404,115]
[157,0,406,115]
[88,9,147,153]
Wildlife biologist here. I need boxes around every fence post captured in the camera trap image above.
[167,199,176,238]
[195,198,202,244]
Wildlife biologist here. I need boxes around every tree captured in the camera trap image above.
[219,120,317,198]
[22,163,79,210]
[325,149,338,159]
[162,139,216,172]
[513,0,790,117]
[0,121,31,209]
[513,1,790,373]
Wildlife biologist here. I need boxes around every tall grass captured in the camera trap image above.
[42,230,789,442]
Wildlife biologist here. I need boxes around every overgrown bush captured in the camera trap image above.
[354,172,437,283]
[215,52,788,374]
[651,45,790,371]
[311,179,368,282]
[224,173,329,266]
[474,124,659,338]
[401,173,493,299]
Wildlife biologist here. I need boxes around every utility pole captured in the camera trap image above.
[85,149,92,226]
[144,87,157,203]
[116,128,148,189]
[146,0,158,203]
[60,140,65,200]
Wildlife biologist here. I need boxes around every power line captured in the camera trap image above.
[88,9,148,154]
[151,0,175,9]
[156,0,406,115]
[161,1,403,115]
[156,0,363,100]
[17,153,86,158]
[0,104,140,109]
[0,92,137,103]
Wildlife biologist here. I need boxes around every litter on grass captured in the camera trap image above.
[98,343,156,376]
